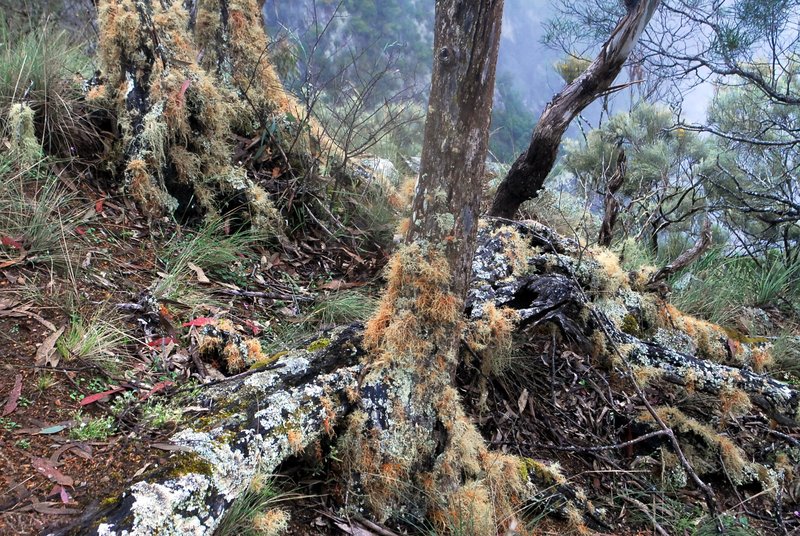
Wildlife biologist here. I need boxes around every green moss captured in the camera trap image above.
[307,338,332,352]
[621,314,642,337]
[100,496,121,508]
[249,350,288,370]
[722,327,769,345]
[166,452,214,479]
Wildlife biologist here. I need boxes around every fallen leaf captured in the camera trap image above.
[38,424,67,435]
[187,262,210,284]
[517,388,529,415]
[182,317,214,328]
[243,319,261,336]
[1,235,22,249]
[31,457,73,486]
[95,197,105,213]
[79,386,125,407]
[29,500,80,515]
[146,336,177,348]
[0,244,27,269]
[2,374,22,416]
[139,380,175,401]
[34,327,64,367]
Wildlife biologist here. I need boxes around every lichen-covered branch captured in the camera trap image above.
[470,219,800,426]
[50,326,364,536]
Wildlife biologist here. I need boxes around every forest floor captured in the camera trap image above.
[1,166,799,536]
[0,175,390,535]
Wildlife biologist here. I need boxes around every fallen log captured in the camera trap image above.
[49,326,364,536]
[50,220,800,535]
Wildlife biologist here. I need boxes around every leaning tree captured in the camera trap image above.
[489,0,661,218]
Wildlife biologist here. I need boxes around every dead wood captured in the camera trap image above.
[50,219,800,535]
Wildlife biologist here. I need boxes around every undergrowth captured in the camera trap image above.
[0,156,80,267]
[214,474,291,536]
[0,14,100,158]
[152,218,270,306]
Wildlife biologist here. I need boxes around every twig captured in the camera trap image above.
[573,276,723,531]
[212,289,314,302]
[620,495,670,536]
[536,429,668,452]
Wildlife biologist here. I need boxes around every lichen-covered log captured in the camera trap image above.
[49,326,364,536]
[51,220,800,534]
[469,219,800,426]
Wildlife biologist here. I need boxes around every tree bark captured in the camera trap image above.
[488,0,661,219]
[598,149,626,247]
[94,0,288,228]
[340,1,511,528]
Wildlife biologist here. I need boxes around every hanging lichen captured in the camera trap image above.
[6,103,42,165]
[95,0,285,231]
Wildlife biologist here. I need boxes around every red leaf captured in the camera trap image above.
[78,386,125,407]
[2,374,22,416]
[178,79,192,107]
[1,236,22,250]
[74,226,86,236]
[95,197,105,213]
[182,317,214,328]
[147,336,177,347]
[244,320,261,336]
[139,380,175,401]
[32,457,73,486]
[47,484,72,505]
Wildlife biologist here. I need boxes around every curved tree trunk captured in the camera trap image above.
[488,0,661,219]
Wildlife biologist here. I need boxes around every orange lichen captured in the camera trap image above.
[591,247,629,295]
[251,508,290,536]
[641,406,749,483]
[719,386,752,418]
[286,429,303,454]
[222,341,245,373]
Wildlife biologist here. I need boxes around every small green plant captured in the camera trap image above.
[56,312,128,374]
[305,290,376,326]
[0,417,20,431]
[0,157,80,268]
[141,402,183,429]
[772,333,800,378]
[214,474,291,536]
[152,218,270,305]
[15,439,31,449]
[0,14,98,158]
[69,412,116,441]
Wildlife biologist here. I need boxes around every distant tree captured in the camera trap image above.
[557,103,711,253]
[490,72,537,163]
[704,80,800,263]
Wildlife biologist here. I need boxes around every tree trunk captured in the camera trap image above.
[488,0,661,219]
[598,149,626,246]
[338,1,514,529]
[94,0,296,228]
